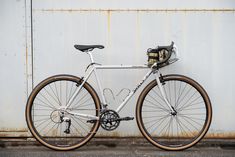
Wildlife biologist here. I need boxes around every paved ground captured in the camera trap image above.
[1,145,235,157]
[0,138,235,157]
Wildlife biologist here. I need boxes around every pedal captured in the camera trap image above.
[117,117,134,121]
[87,119,97,123]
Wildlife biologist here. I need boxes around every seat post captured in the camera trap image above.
[87,51,95,63]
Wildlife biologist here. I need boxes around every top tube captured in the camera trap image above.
[95,65,150,69]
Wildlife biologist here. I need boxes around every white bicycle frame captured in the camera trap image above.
[64,51,175,120]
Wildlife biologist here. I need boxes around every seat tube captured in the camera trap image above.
[87,51,107,106]
[93,66,107,107]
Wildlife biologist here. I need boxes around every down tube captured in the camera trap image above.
[116,70,153,113]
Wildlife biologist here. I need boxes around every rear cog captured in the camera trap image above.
[100,110,120,131]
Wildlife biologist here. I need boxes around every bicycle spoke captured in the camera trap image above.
[144,99,169,113]
[178,114,205,121]
[179,105,204,111]
[27,76,100,150]
[145,114,169,129]
[75,96,93,108]
[175,86,193,109]
[157,116,172,136]
[53,82,61,106]
[146,94,170,112]
[33,102,56,110]
[34,118,51,130]
[72,103,95,110]
[73,115,92,129]
[33,108,53,111]
[139,76,211,150]
[178,96,202,111]
[44,122,58,136]
[60,81,62,104]
[180,116,200,131]
[143,115,170,119]
[71,90,89,108]
[175,83,187,108]
[152,88,168,106]
[168,80,172,105]
[144,114,170,126]
[36,94,57,109]
[71,117,89,133]
[177,90,197,109]
[43,88,60,106]
[162,83,170,103]
[67,82,75,104]
[34,117,51,122]
[71,123,83,136]
[48,84,61,106]
[176,116,190,137]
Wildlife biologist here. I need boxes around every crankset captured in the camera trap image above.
[99,110,134,131]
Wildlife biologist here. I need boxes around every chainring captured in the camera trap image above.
[100,110,120,131]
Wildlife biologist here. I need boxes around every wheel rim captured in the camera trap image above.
[139,76,211,149]
[27,76,100,149]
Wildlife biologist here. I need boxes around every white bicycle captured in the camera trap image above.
[25,42,212,151]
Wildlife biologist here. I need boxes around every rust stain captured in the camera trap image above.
[95,132,235,139]
[25,46,28,67]
[152,131,235,139]
[25,43,28,58]
[205,132,235,139]
[0,128,29,137]
[25,24,29,97]
[106,10,111,47]
[34,8,235,13]
[0,133,29,137]
[135,11,140,55]
[25,46,28,83]
[96,131,121,137]
[107,10,111,34]
[0,128,28,132]
[1,129,235,138]
[96,132,144,137]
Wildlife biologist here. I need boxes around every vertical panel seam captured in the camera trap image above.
[30,0,34,88]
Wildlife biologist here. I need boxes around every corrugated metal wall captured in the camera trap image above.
[0,0,235,137]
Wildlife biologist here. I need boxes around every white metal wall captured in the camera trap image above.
[0,0,235,137]
[0,0,30,136]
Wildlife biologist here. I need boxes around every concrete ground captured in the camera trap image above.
[0,138,235,157]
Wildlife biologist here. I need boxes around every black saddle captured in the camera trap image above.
[74,45,104,52]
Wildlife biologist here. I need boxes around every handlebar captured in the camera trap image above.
[157,41,174,65]
[147,42,175,65]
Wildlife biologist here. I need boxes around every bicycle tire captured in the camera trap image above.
[25,75,101,150]
[136,74,212,151]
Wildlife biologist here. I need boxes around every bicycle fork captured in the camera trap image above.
[154,70,177,115]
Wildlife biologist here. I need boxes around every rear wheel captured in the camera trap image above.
[26,75,101,150]
[136,74,212,150]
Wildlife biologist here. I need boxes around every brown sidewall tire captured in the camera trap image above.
[136,74,212,151]
[25,75,101,151]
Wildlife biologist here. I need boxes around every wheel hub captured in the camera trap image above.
[170,106,177,116]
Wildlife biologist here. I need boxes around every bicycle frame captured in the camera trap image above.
[26,43,212,151]
[64,51,174,120]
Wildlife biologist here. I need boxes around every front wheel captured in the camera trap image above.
[136,74,212,151]
[25,75,101,150]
